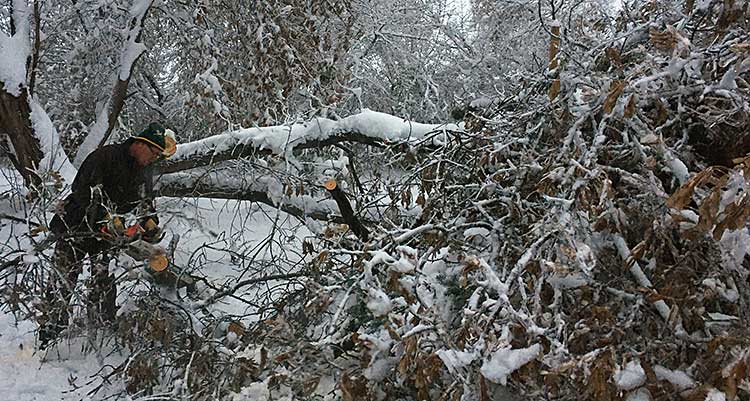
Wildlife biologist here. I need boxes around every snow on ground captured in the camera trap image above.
[0,313,113,401]
[0,166,308,400]
[157,195,310,318]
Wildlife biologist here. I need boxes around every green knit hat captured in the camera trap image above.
[132,122,177,158]
[132,122,167,151]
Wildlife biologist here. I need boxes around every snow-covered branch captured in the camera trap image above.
[613,234,671,322]
[160,109,462,174]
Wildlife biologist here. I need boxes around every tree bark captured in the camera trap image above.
[325,179,369,241]
[0,84,42,187]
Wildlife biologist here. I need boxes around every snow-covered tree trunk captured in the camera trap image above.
[0,83,41,187]
[154,110,461,222]
[0,1,42,187]
[0,0,75,188]
[73,0,154,167]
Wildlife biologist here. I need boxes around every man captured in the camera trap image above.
[40,122,176,348]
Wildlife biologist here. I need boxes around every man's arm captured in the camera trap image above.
[65,150,108,229]
[139,165,161,242]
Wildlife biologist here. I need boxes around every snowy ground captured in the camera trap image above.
[0,167,307,400]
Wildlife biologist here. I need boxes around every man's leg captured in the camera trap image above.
[86,239,117,325]
[40,238,84,347]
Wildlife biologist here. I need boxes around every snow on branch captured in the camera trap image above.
[0,1,74,188]
[29,100,76,183]
[613,234,672,322]
[0,1,30,96]
[160,109,463,174]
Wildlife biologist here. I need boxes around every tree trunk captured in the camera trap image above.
[0,84,42,187]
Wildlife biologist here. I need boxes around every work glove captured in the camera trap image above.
[99,214,125,239]
[141,217,163,243]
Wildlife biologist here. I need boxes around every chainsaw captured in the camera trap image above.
[101,216,195,291]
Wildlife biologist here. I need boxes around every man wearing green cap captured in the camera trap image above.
[40,122,176,348]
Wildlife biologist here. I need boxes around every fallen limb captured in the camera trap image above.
[159,109,462,174]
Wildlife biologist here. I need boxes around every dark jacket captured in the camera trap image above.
[50,140,156,234]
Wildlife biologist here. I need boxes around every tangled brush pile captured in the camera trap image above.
[241,2,750,400]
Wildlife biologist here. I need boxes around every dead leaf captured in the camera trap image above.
[698,188,721,230]
[401,190,412,207]
[340,373,368,401]
[605,47,623,68]
[591,306,613,323]
[303,376,321,397]
[227,321,245,337]
[649,27,676,50]
[623,94,637,118]
[29,225,47,236]
[723,355,748,401]
[416,192,426,207]
[707,336,744,354]
[667,168,716,210]
[603,80,626,114]
[586,352,615,401]
[654,98,669,125]
[714,195,750,239]
[684,0,695,13]
[730,43,750,55]
[398,337,417,376]
[666,181,698,210]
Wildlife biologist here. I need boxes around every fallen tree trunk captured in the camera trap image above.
[158,109,462,174]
